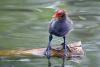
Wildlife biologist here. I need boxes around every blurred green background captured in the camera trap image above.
[0,0,100,67]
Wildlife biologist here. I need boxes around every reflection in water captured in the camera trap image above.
[0,0,100,67]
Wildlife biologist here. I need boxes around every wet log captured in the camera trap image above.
[0,41,84,60]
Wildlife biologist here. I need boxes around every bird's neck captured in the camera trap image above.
[57,16,66,22]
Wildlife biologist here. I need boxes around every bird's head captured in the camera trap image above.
[52,9,67,19]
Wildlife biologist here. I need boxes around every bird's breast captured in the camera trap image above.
[49,20,72,36]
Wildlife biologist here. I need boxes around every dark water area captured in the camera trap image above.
[0,0,100,67]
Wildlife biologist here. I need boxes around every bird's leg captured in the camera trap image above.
[46,34,53,56]
[45,34,53,67]
[61,36,67,67]
[61,36,71,67]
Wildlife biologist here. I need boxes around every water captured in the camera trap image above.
[0,0,100,67]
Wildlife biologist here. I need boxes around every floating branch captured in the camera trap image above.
[0,41,84,60]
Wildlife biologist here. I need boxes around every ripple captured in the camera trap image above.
[0,58,31,62]
[31,26,45,30]
[75,24,84,28]
[45,1,60,10]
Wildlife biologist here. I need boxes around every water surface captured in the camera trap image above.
[0,0,100,67]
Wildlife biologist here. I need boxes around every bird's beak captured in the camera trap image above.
[52,13,65,18]
[52,13,57,18]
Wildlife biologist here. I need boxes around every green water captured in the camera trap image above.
[0,0,100,67]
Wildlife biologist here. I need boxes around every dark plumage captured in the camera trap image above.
[49,17,72,37]
[45,9,73,67]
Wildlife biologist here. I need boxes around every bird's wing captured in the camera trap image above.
[49,19,56,28]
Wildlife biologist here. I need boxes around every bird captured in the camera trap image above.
[45,9,73,67]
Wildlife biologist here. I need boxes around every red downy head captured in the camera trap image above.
[52,9,66,19]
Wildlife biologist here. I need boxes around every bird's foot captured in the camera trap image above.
[44,46,51,58]
[60,43,71,52]
[61,43,69,67]
[44,46,52,67]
